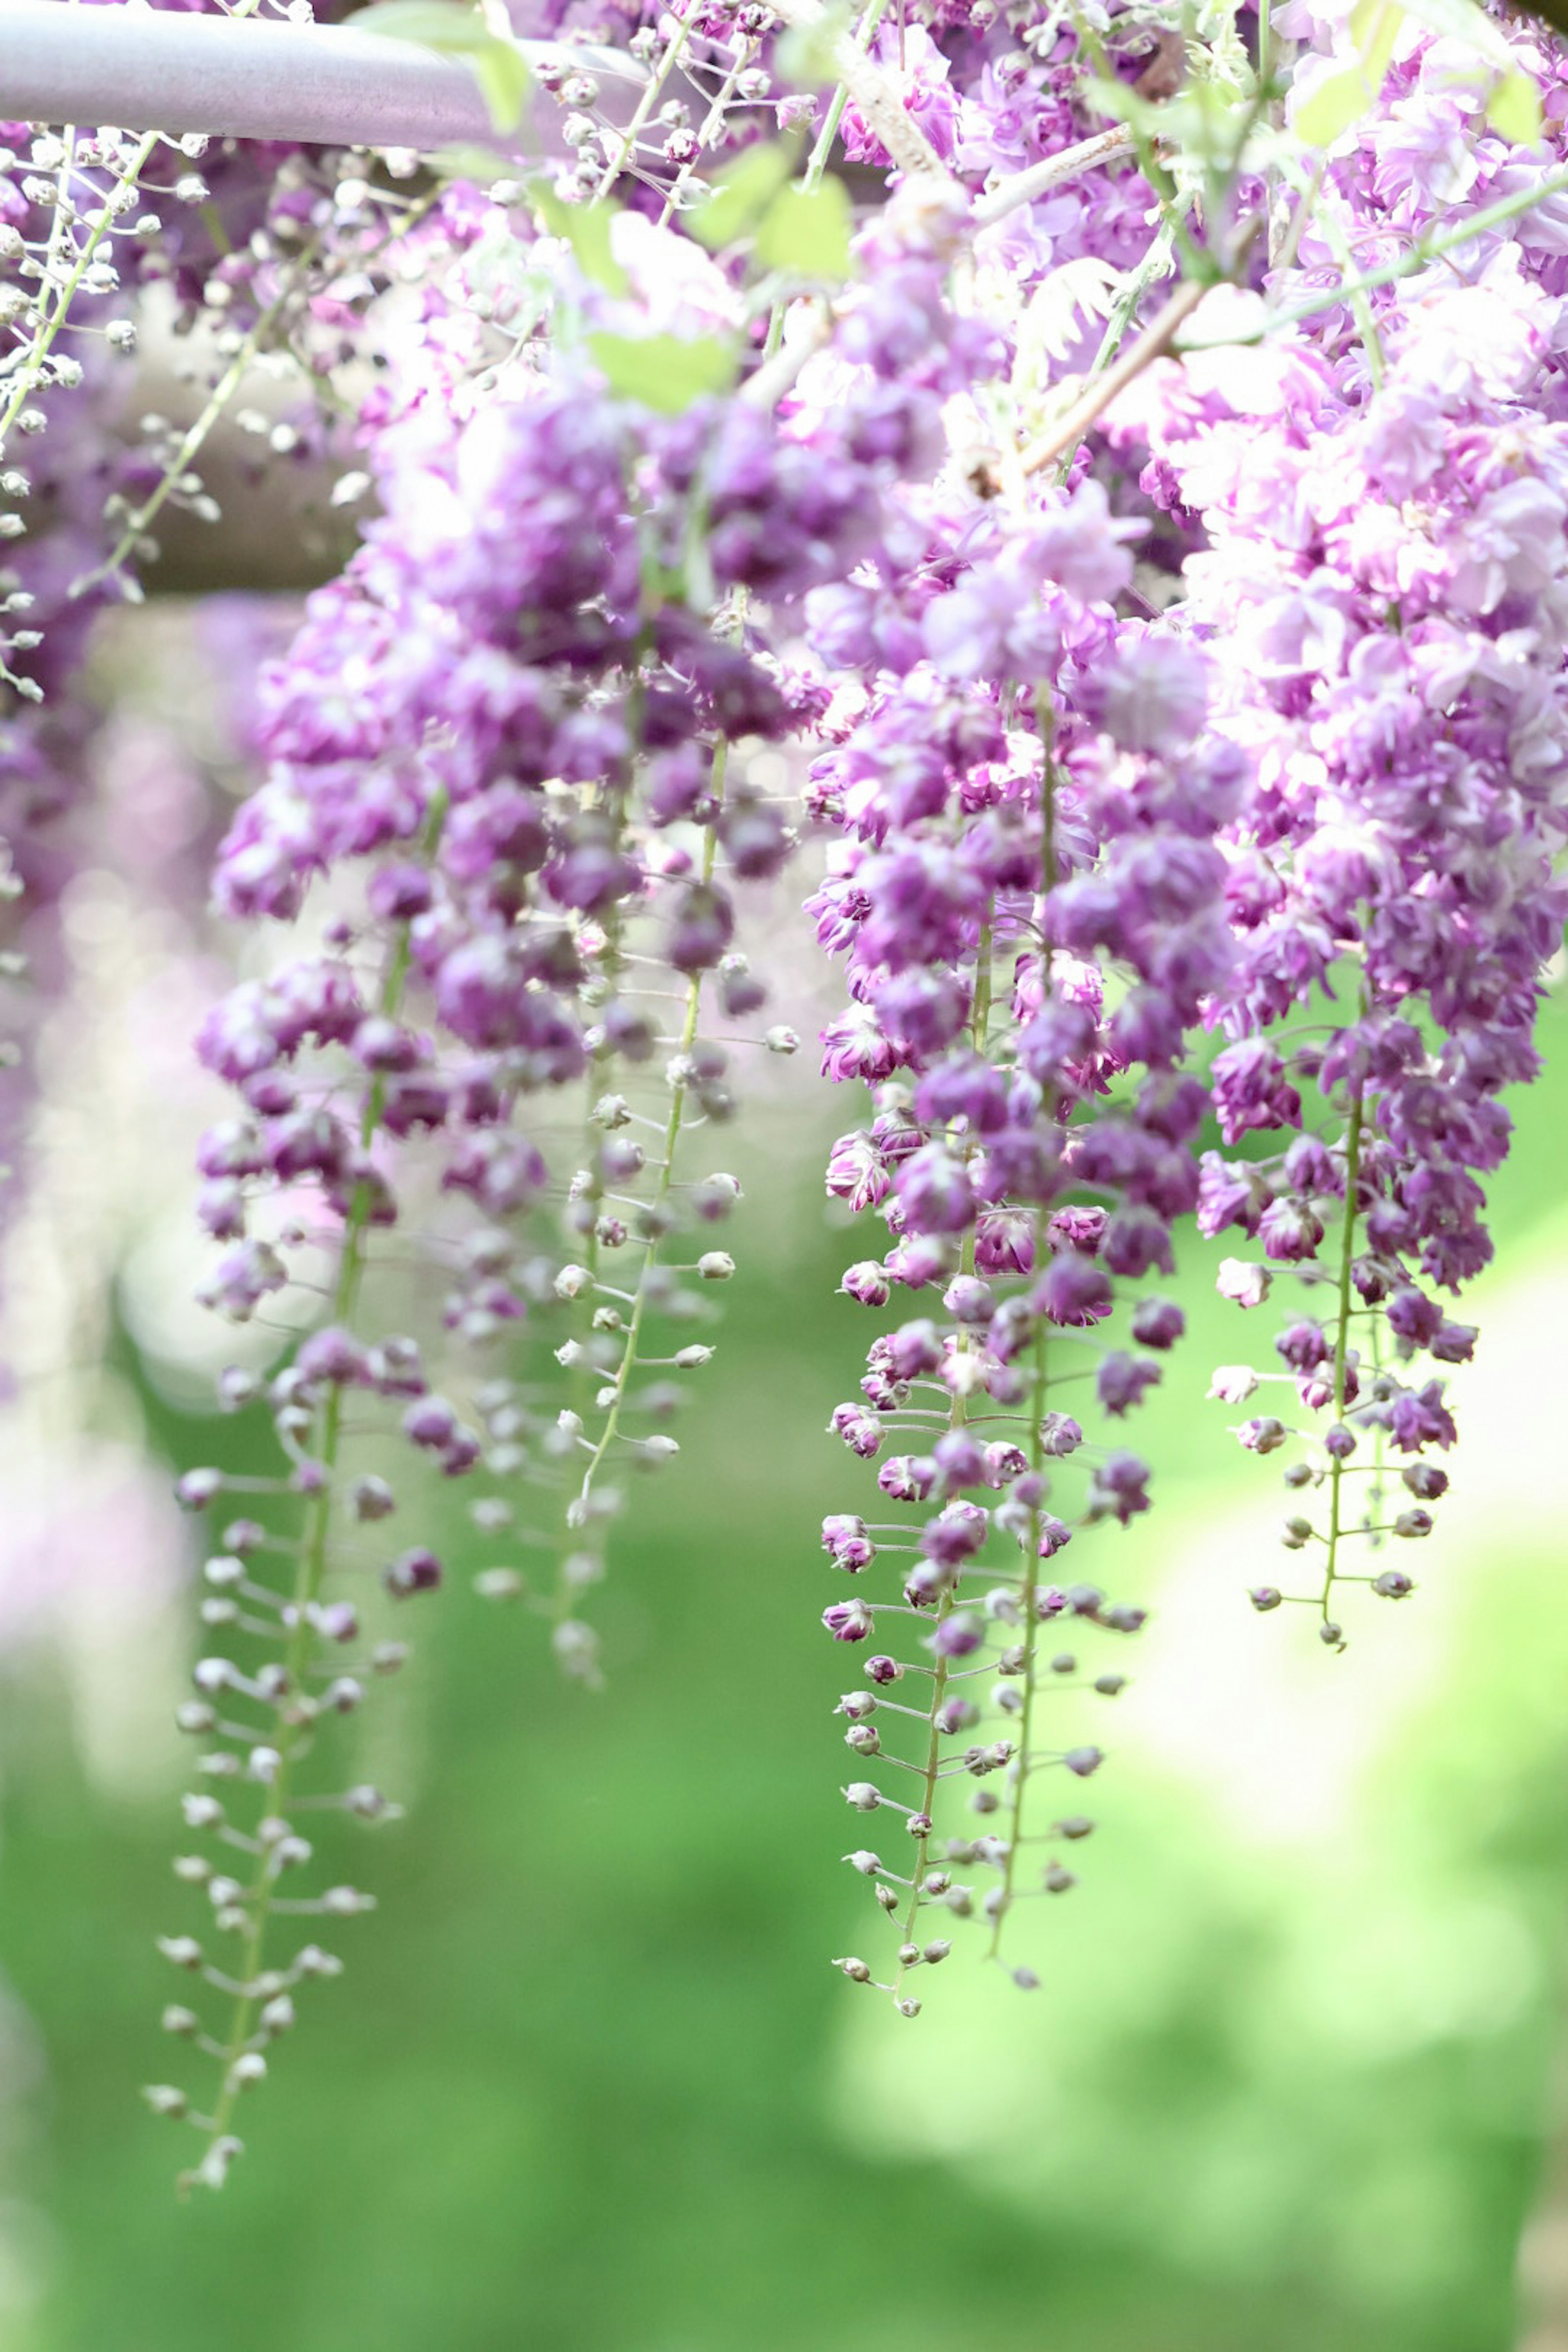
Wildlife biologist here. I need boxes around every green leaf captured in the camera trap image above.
[530,182,629,296]
[352,2,530,131]
[587,332,739,413]
[427,143,519,186]
[753,177,854,282]
[1294,63,1376,144]
[1294,0,1401,145]
[689,140,797,252]
[773,4,851,91]
[469,42,530,131]
[1378,0,1514,68]
[1487,67,1544,145]
[1085,78,1240,165]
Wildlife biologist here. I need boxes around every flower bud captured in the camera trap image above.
[474,1567,525,1602]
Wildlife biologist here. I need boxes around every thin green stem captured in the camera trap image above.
[592,12,697,203]
[658,44,754,227]
[761,0,890,363]
[71,246,314,601]
[183,811,441,2191]
[986,711,1058,1960]
[1319,1093,1363,1628]
[551,736,730,1617]
[984,1317,1048,1960]
[890,923,991,2004]
[0,132,158,443]
[1189,165,1568,349]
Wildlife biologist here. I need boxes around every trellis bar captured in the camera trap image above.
[0,0,647,156]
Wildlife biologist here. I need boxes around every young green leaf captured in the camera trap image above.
[1294,0,1401,146]
[531,183,630,297]
[690,141,798,252]
[1487,67,1544,145]
[754,178,854,283]
[351,1,531,132]
[587,332,739,413]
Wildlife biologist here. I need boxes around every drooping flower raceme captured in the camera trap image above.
[4,0,1568,2187]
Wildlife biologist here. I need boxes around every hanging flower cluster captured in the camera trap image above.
[808,502,1243,1997]
[1107,9,1568,1644]
[2,0,1566,2183]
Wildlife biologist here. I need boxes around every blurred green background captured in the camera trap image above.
[2,961,1566,2352]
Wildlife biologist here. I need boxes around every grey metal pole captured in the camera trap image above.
[0,0,647,154]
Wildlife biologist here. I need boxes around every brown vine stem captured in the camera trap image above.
[1018,214,1263,479]
[1019,273,1206,477]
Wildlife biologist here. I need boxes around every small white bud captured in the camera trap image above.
[322,1885,375,1916]
[697,1252,735,1281]
[474,1567,525,1602]
[293,1944,343,1978]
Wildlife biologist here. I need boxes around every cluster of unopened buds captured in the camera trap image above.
[2,0,1566,2183]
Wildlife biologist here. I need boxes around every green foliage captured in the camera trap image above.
[1294,0,1544,148]
[689,140,798,251]
[691,143,855,284]
[587,330,739,412]
[1488,68,1544,143]
[773,0,853,94]
[352,1,531,132]
[2,991,1567,2352]
[530,182,629,296]
[427,142,519,185]
[1294,0,1403,147]
[754,179,854,282]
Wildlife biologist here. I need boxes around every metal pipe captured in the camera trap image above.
[0,0,646,155]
